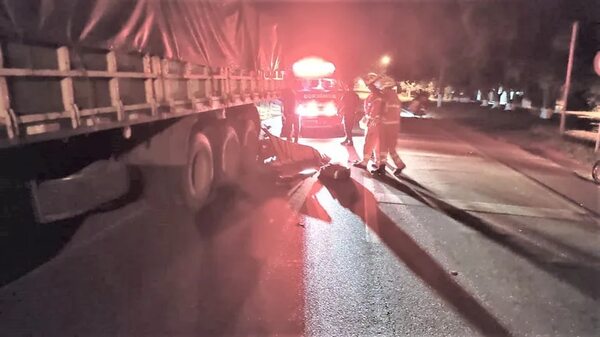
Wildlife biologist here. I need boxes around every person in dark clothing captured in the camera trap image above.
[280,84,299,143]
[339,84,360,145]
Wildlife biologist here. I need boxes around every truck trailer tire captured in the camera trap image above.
[235,119,259,172]
[141,130,214,212]
[182,132,214,211]
[205,123,241,185]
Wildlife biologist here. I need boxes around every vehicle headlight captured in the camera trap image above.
[296,101,319,116]
[307,101,318,114]
[323,102,338,116]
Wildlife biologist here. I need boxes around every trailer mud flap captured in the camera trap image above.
[30,160,130,223]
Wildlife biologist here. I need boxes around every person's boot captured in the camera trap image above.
[393,163,406,177]
[370,164,386,175]
[352,160,368,169]
[368,155,378,170]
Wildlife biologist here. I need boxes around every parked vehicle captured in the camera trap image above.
[0,0,282,225]
[294,77,343,134]
[406,90,430,115]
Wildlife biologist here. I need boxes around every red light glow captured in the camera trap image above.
[295,100,338,117]
[292,57,335,79]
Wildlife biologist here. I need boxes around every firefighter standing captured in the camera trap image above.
[280,82,299,143]
[371,76,406,176]
[340,83,360,146]
[353,73,382,169]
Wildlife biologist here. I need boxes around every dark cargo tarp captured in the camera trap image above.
[0,0,280,70]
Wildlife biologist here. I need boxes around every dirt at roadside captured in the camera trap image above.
[429,103,598,173]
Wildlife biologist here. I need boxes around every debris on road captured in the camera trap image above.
[260,126,332,187]
[318,163,351,181]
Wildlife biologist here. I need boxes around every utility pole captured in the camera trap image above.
[559,21,579,134]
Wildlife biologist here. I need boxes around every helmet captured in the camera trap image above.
[375,76,396,90]
[363,72,380,85]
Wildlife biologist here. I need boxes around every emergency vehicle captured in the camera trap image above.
[292,58,343,133]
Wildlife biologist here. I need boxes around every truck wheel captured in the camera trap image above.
[235,119,259,172]
[182,132,214,211]
[140,131,214,212]
[205,124,241,185]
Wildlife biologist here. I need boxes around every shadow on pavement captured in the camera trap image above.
[303,178,511,336]
[190,169,305,336]
[0,169,144,287]
[191,186,264,336]
[0,166,304,336]
[377,173,600,300]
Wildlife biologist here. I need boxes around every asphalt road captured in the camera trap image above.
[1,116,599,336]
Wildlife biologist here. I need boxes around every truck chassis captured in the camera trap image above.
[0,42,282,224]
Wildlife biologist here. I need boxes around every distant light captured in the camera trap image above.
[293,57,336,79]
[380,55,391,66]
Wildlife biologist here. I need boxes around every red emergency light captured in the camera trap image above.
[292,57,335,79]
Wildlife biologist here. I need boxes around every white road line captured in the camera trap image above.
[444,199,589,221]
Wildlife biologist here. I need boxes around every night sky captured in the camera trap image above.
[258,0,599,88]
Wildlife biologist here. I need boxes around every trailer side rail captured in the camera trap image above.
[0,42,282,148]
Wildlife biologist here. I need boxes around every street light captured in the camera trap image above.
[380,55,391,66]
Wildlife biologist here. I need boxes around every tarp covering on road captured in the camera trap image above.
[0,0,280,70]
[262,127,329,168]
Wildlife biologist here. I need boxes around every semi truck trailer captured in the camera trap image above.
[0,0,282,226]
